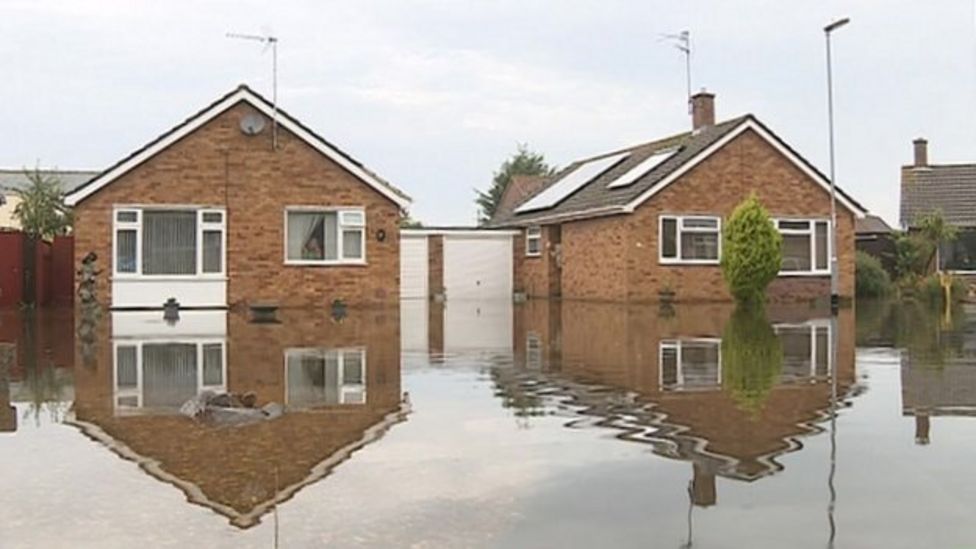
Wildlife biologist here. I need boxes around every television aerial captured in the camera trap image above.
[227,30,279,149]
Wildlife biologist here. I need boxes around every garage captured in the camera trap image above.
[399,232,429,300]
[400,229,516,302]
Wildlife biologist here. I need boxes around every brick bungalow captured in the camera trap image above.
[900,138,976,272]
[490,91,866,303]
[65,85,411,310]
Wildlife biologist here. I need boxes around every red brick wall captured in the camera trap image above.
[514,226,553,297]
[515,129,857,303]
[72,101,402,308]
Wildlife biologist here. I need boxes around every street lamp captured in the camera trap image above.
[824,17,849,314]
[823,17,849,549]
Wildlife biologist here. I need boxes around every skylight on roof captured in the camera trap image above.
[606,148,679,189]
[515,152,630,213]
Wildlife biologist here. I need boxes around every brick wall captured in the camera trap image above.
[513,226,553,297]
[515,129,857,303]
[72,101,402,309]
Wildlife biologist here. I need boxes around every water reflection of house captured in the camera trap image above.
[504,301,856,505]
[901,356,976,445]
[71,308,404,528]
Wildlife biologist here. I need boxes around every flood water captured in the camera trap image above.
[1,299,975,548]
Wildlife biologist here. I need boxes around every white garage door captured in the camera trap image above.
[400,234,428,299]
[443,236,513,301]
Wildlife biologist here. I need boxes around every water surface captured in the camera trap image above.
[1,300,974,548]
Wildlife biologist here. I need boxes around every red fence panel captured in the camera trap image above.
[0,232,25,307]
[50,236,74,305]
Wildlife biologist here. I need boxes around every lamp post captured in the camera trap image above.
[823,17,849,549]
[824,17,849,314]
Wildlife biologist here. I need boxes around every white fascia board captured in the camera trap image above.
[401,228,520,237]
[66,89,410,209]
[622,119,866,218]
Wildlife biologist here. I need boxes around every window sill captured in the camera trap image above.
[284,260,368,267]
[111,275,228,281]
[525,252,542,259]
[659,259,720,266]
[777,271,830,277]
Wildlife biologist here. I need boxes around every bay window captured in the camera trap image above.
[285,208,365,264]
[776,219,830,274]
[526,226,542,257]
[659,215,721,263]
[113,207,225,277]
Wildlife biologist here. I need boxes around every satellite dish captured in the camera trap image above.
[240,112,266,136]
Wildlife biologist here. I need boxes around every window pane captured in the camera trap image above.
[815,327,830,376]
[683,218,718,229]
[340,211,364,226]
[781,234,812,271]
[202,230,222,273]
[202,212,223,224]
[661,346,678,389]
[287,212,326,261]
[681,232,719,260]
[779,328,812,379]
[681,342,720,388]
[117,211,137,223]
[287,354,326,408]
[142,343,197,408]
[202,343,223,385]
[342,352,364,384]
[142,210,197,275]
[815,222,828,270]
[342,229,363,260]
[779,220,810,231]
[117,229,137,273]
[116,346,137,388]
[527,233,540,255]
[661,218,677,258]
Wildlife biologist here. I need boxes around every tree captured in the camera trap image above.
[720,195,782,304]
[13,167,72,240]
[475,144,554,224]
[916,211,957,271]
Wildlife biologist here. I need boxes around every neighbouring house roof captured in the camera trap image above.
[900,163,976,228]
[489,115,866,227]
[0,169,99,194]
[65,84,411,208]
[855,214,894,235]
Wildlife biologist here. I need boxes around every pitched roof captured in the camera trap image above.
[489,115,866,227]
[900,163,976,228]
[65,85,411,208]
[855,214,894,235]
[0,169,99,194]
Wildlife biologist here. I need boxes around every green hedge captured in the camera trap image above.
[855,251,891,298]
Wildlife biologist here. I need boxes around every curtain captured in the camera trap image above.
[142,343,197,408]
[287,212,323,260]
[202,231,222,273]
[142,210,197,275]
[116,346,138,388]
[202,343,223,385]
[116,230,137,273]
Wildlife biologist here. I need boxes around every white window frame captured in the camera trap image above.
[112,338,227,414]
[283,347,367,406]
[525,226,542,257]
[658,338,723,391]
[112,206,227,279]
[775,218,831,276]
[659,215,722,265]
[283,206,367,266]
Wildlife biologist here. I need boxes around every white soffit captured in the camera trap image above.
[606,148,679,189]
[515,152,630,213]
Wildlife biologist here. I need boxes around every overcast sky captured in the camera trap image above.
[3,1,974,226]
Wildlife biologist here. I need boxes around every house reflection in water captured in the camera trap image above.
[70,307,405,528]
[503,300,857,507]
[901,338,976,445]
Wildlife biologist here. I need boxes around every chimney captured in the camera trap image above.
[913,138,928,167]
[691,89,715,131]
